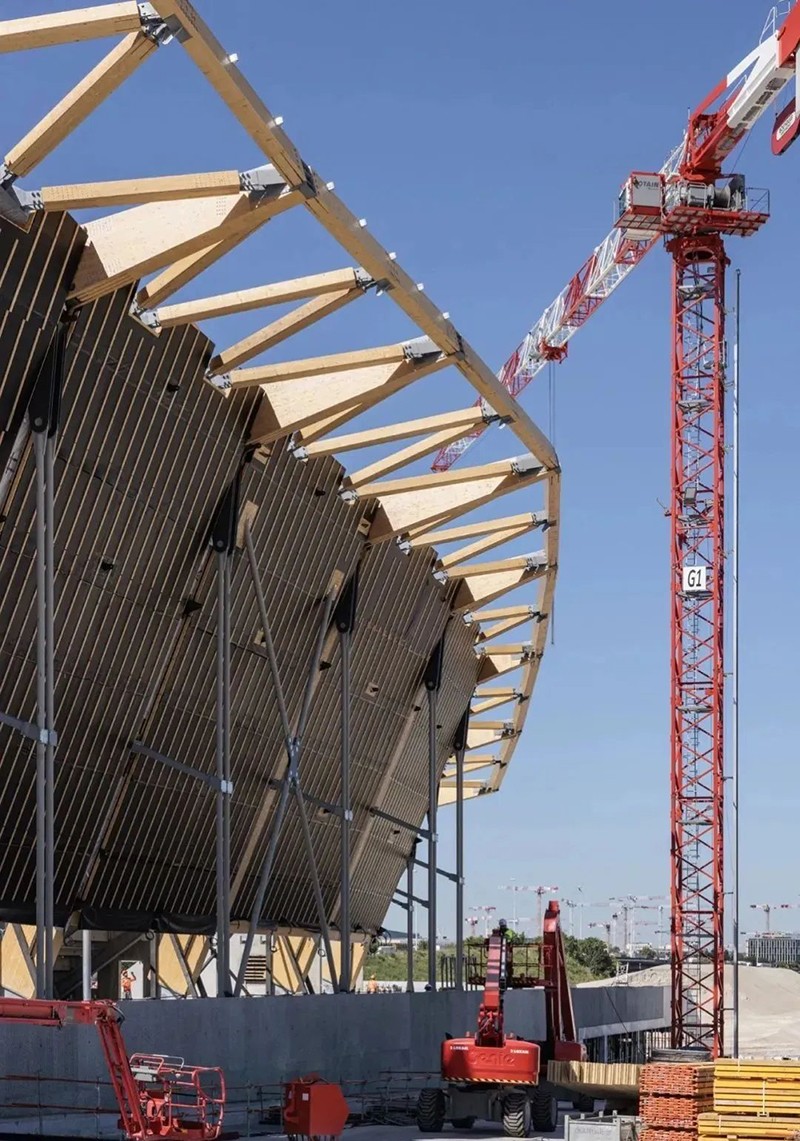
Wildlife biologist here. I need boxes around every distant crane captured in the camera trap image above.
[749,903,799,934]
[588,920,612,950]
[610,896,667,950]
[466,915,480,937]
[563,899,578,936]
[499,883,558,931]
[474,906,497,937]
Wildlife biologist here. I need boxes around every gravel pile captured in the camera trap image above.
[580,964,800,1056]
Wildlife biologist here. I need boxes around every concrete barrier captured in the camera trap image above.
[0,986,668,1105]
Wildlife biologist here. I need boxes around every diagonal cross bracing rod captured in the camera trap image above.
[235,522,339,994]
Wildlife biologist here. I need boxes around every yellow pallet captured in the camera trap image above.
[716,1064,800,1076]
[699,1112,800,1139]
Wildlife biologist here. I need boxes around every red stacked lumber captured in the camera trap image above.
[641,1130,696,1141]
[641,1063,715,1097]
[640,1062,715,1141]
[642,1095,710,1130]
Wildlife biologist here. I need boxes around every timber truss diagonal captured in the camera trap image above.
[0,0,561,803]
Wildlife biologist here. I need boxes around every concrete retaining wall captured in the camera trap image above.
[0,986,668,1105]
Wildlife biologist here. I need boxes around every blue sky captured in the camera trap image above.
[2,1,798,945]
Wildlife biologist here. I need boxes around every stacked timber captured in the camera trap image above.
[548,1060,641,1099]
[698,1059,800,1141]
[640,1062,714,1141]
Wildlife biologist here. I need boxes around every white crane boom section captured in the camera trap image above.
[432,4,800,471]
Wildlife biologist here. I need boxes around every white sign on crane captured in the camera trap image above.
[682,565,709,593]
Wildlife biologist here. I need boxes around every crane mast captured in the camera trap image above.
[434,5,800,1057]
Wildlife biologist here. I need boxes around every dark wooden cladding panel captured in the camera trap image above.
[0,212,479,934]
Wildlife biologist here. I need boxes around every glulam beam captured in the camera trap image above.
[474,603,537,622]
[135,214,279,309]
[303,406,485,458]
[368,456,545,543]
[471,688,521,715]
[346,424,484,489]
[453,559,548,611]
[0,4,141,52]
[438,780,490,806]
[467,724,517,751]
[414,512,545,547]
[476,603,541,641]
[444,755,500,776]
[149,268,362,328]
[249,347,448,447]
[477,647,541,683]
[446,551,546,580]
[207,287,362,374]
[359,457,524,499]
[38,170,245,211]
[439,522,538,570]
[70,179,301,303]
[5,32,156,178]
[149,0,559,470]
[229,342,412,389]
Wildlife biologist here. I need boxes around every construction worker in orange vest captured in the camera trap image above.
[120,967,136,1000]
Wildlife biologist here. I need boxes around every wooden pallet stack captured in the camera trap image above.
[640,1062,715,1141]
[698,1059,800,1141]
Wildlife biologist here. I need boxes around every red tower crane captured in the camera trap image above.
[433,6,800,1057]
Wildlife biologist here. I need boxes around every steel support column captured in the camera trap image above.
[34,431,47,997]
[667,233,727,1056]
[81,928,92,1001]
[406,843,417,993]
[424,633,446,991]
[453,705,470,991]
[28,324,65,999]
[209,475,240,996]
[333,571,358,993]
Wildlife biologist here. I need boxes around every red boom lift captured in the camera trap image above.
[0,998,225,1141]
[417,900,585,1138]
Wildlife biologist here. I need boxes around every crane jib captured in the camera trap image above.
[431,1,800,472]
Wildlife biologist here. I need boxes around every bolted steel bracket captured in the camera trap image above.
[205,372,231,393]
[511,454,544,477]
[239,163,288,200]
[129,300,161,331]
[403,335,439,362]
[0,173,40,231]
[524,554,548,572]
[137,2,183,45]
[354,268,377,291]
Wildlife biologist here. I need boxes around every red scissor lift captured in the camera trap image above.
[417,900,585,1138]
[0,998,225,1141]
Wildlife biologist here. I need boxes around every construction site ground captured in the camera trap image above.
[581,965,800,1056]
[281,1115,569,1139]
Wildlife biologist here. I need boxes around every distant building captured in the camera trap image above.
[747,935,800,966]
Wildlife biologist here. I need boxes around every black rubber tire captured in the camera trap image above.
[531,1084,558,1133]
[573,1094,595,1112]
[417,1088,446,1133]
[452,1117,476,1130]
[502,1092,532,1138]
[650,1046,712,1063]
